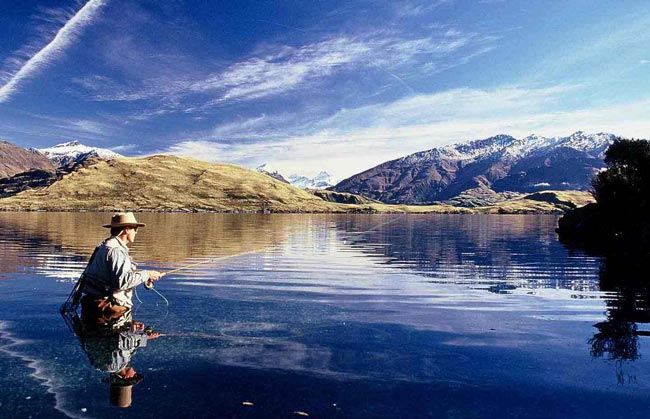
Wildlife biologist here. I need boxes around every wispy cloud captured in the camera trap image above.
[162,85,650,178]
[395,0,452,17]
[75,26,496,114]
[0,0,107,103]
[528,11,650,84]
[194,30,494,103]
[191,37,372,103]
[0,112,114,145]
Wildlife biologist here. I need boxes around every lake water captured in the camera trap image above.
[1,213,649,418]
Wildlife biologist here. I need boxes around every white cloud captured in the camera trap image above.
[110,143,137,152]
[0,0,107,102]
[60,119,109,136]
[641,59,650,65]
[192,37,372,102]
[78,27,495,111]
[163,85,650,179]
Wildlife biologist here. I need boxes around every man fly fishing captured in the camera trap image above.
[62,212,163,318]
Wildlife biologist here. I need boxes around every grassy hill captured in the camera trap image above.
[0,155,593,213]
[0,155,340,212]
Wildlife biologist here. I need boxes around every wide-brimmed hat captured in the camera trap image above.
[109,384,135,408]
[102,212,146,229]
[109,371,143,408]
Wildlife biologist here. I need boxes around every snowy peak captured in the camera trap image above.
[51,140,81,148]
[400,132,617,167]
[288,172,338,189]
[256,163,281,176]
[556,131,616,156]
[38,141,122,167]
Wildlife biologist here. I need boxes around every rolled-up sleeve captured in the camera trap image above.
[107,248,149,291]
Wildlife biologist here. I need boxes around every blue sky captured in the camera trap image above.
[0,0,648,178]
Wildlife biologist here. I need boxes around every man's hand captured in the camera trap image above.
[149,270,164,281]
[146,331,164,339]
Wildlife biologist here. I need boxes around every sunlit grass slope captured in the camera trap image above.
[0,156,339,212]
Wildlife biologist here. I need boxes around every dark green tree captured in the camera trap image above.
[557,138,650,252]
[591,139,650,243]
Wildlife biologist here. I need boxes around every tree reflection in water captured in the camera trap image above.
[589,254,650,384]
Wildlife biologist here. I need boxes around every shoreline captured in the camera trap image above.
[0,207,567,215]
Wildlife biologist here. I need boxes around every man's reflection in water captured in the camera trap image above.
[62,296,163,408]
[588,254,650,384]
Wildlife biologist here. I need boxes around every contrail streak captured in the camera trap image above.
[0,0,107,103]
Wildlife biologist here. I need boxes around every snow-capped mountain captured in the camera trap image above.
[36,141,122,167]
[256,164,337,189]
[333,132,620,204]
[400,131,614,166]
[288,171,338,190]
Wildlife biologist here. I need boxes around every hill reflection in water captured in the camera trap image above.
[0,212,293,279]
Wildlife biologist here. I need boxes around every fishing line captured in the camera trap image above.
[150,286,170,306]
[343,213,406,239]
[134,286,144,304]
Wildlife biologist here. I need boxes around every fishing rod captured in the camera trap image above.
[142,249,264,304]
[158,249,263,278]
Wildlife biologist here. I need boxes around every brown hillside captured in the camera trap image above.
[0,140,55,178]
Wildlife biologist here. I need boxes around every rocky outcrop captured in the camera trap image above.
[0,157,101,198]
[310,190,377,205]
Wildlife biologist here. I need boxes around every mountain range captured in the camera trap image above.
[332,131,617,205]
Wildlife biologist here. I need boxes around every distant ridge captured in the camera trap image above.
[333,132,618,204]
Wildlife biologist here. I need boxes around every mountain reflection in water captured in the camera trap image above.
[1,213,650,418]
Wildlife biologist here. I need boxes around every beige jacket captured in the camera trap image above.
[83,237,150,308]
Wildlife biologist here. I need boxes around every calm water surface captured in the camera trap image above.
[0,213,648,418]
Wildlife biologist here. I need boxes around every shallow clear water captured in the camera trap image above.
[0,213,648,418]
